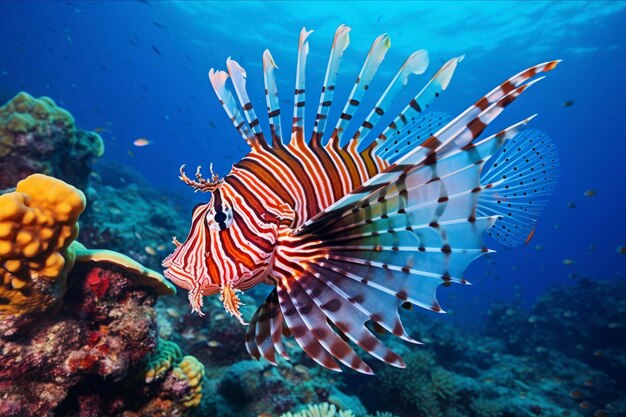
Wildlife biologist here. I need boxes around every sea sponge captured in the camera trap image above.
[0,174,85,315]
[144,338,182,383]
[173,355,205,408]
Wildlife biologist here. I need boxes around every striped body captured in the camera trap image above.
[164,25,560,373]
[163,134,389,306]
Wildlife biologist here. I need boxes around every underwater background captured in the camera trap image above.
[0,1,624,417]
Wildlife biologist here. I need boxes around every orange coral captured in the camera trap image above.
[0,174,85,315]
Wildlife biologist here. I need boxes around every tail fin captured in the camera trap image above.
[478,129,559,247]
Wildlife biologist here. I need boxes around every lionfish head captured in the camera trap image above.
[162,187,277,315]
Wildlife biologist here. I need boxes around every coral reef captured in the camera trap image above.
[80,166,191,272]
[2,95,623,417]
[173,355,206,408]
[486,279,626,379]
[0,174,205,417]
[0,260,172,416]
[0,92,103,189]
[340,288,626,417]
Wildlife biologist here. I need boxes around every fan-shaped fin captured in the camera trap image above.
[276,283,342,371]
[287,275,374,374]
[245,288,288,363]
[376,112,452,163]
[478,129,559,246]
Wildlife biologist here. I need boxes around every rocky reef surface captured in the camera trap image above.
[1,93,624,417]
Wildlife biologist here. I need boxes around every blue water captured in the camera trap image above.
[1,0,624,313]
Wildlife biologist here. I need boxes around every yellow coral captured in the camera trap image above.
[173,355,205,408]
[144,339,182,383]
[0,174,85,315]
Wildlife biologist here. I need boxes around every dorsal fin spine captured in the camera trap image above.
[226,58,268,148]
[328,33,391,148]
[263,49,284,147]
[208,68,257,149]
[311,24,351,147]
[350,49,429,149]
[373,56,464,156]
[291,28,314,145]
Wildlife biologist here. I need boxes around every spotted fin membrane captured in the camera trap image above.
[478,129,559,246]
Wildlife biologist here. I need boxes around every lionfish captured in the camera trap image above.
[163,25,560,374]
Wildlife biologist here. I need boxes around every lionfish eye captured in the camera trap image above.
[207,204,234,231]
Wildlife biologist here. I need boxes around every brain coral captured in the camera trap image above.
[0,92,103,189]
[0,174,85,317]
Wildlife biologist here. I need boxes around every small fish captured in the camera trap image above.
[157,244,167,251]
[583,379,593,387]
[151,45,162,56]
[579,401,593,410]
[534,244,544,251]
[567,202,576,208]
[617,244,626,254]
[100,64,107,72]
[562,258,575,265]
[129,36,139,46]
[209,121,217,129]
[584,189,597,197]
[568,389,584,399]
[93,127,108,133]
[213,313,226,321]
[133,138,151,147]
[145,246,157,256]
[153,21,165,29]
[562,100,574,107]
[294,364,309,375]
[162,25,561,374]
[166,308,180,318]
[207,340,221,347]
